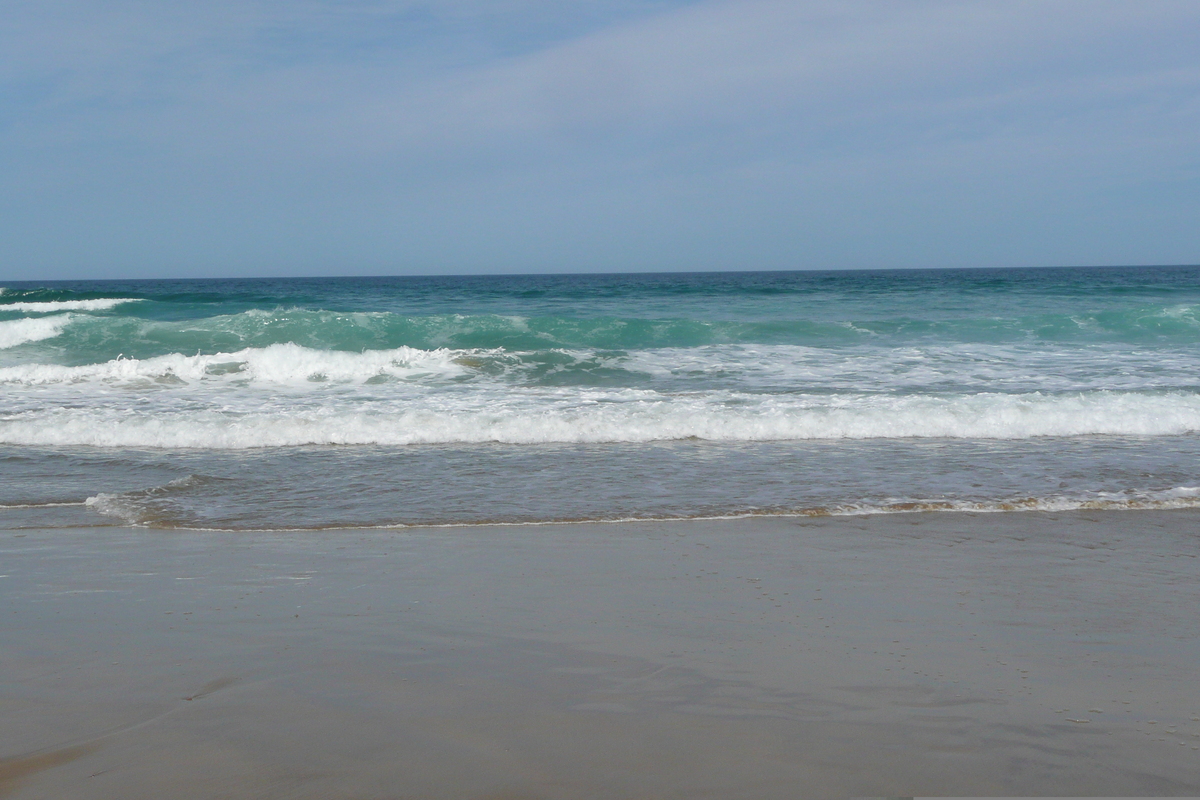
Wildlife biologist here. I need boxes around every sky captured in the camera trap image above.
[1,0,1198,279]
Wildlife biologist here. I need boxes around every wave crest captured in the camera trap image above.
[0,342,468,385]
[0,315,72,349]
[0,298,143,313]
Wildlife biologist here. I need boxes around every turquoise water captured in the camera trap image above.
[3,266,1200,529]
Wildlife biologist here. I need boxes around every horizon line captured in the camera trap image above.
[6,263,1199,285]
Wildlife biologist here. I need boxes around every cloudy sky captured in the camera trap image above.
[1,0,1197,279]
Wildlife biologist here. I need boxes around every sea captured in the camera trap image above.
[2,266,1200,531]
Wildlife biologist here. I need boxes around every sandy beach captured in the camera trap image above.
[3,510,1200,798]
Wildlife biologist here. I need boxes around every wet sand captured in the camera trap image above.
[3,510,1200,798]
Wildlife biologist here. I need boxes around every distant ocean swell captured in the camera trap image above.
[5,301,1200,357]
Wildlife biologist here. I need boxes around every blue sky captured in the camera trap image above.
[1,0,1197,279]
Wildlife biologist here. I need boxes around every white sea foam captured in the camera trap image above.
[0,501,86,509]
[0,315,72,349]
[3,388,1200,448]
[619,343,1200,392]
[0,342,467,385]
[3,342,1200,448]
[7,340,1199,395]
[818,487,1200,516]
[0,298,143,313]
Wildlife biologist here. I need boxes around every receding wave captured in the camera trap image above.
[82,485,1200,530]
[0,315,72,349]
[3,389,1200,447]
[0,298,143,313]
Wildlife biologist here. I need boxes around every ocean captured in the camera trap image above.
[2,266,1199,531]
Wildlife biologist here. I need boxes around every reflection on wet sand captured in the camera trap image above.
[3,511,1200,798]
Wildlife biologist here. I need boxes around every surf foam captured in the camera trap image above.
[0,298,143,313]
[3,389,1200,447]
[0,315,72,349]
[6,340,1200,396]
[0,342,468,385]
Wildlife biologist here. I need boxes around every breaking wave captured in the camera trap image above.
[3,389,1199,448]
[0,315,73,349]
[3,339,1200,396]
[4,269,1199,530]
[0,298,143,313]
[0,342,467,385]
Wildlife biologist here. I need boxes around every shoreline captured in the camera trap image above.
[4,510,1200,797]
[12,491,1200,533]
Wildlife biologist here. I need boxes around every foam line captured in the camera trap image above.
[3,389,1199,447]
[0,298,143,313]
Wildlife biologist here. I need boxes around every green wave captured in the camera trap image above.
[4,303,1193,363]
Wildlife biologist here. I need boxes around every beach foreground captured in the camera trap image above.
[3,511,1199,798]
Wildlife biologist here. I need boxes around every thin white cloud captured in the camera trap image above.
[0,0,1197,276]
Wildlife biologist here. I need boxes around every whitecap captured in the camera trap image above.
[0,342,468,385]
[0,298,143,313]
[0,315,72,349]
